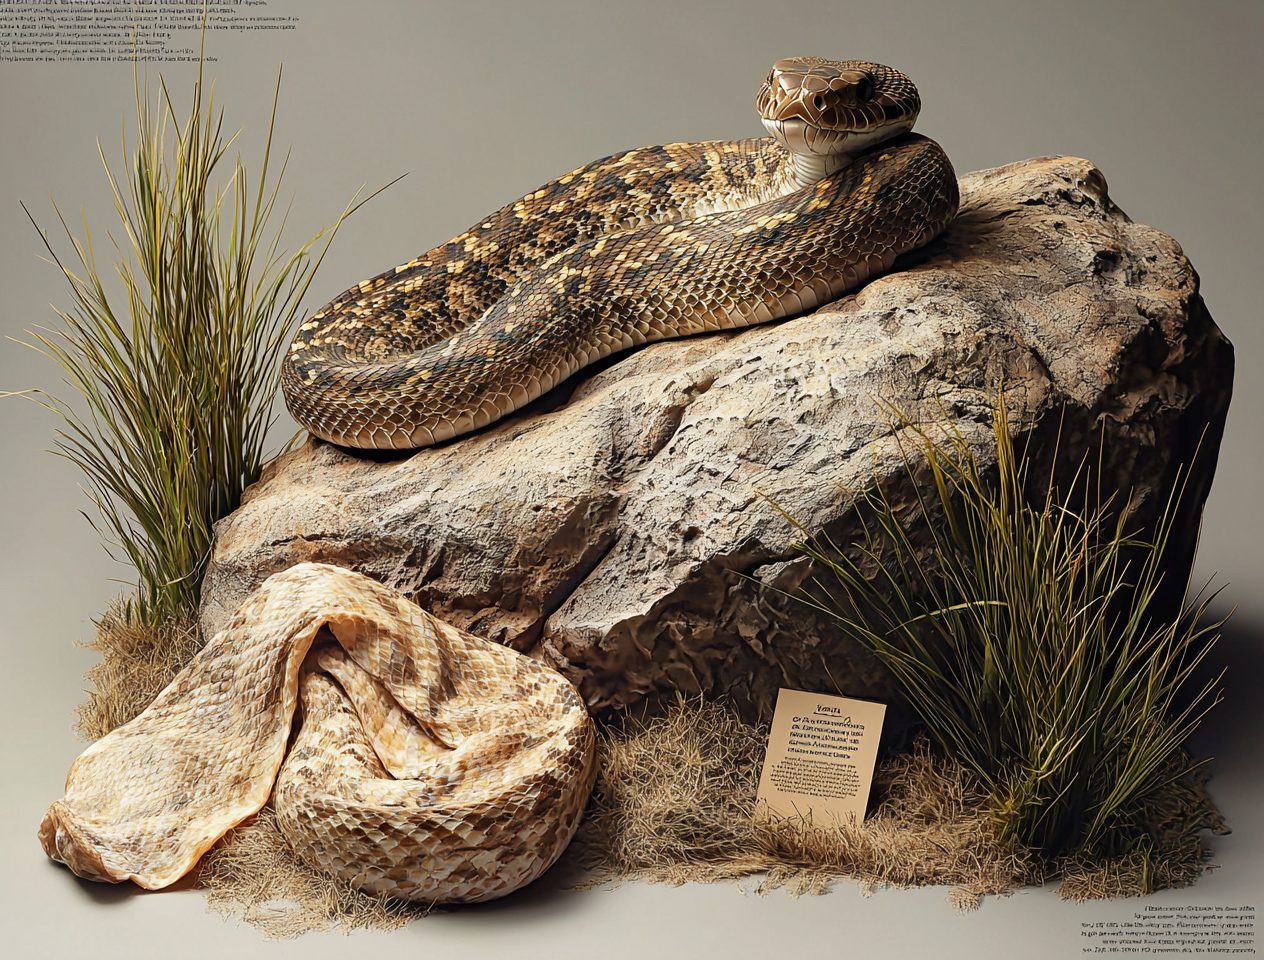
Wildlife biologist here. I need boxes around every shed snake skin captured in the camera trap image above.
[40,564,596,902]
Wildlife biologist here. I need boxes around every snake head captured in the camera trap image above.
[757,57,921,159]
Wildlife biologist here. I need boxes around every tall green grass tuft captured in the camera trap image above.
[790,397,1223,862]
[17,66,367,626]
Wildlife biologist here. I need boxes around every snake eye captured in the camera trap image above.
[856,77,874,102]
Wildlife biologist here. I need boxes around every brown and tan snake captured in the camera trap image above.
[282,57,959,449]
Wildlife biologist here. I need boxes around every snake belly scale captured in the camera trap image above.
[283,58,960,450]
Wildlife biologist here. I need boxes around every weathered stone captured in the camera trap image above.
[200,155,1234,727]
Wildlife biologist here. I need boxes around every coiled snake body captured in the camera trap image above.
[283,58,959,449]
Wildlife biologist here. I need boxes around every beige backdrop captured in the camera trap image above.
[2,2,1260,956]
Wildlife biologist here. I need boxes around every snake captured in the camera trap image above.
[282,57,960,450]
[39,563,597,902]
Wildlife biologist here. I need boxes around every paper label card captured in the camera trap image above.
[756,688,887,824]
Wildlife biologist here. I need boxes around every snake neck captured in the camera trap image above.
[781,120,919,191]
[786,150,855,190]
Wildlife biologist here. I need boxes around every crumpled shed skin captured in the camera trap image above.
[40,563,596,903]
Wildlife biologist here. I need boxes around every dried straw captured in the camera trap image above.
[575,697,1225,905]
[73,600,204,742]
[198,805,431,939]
[572,697,1037,905]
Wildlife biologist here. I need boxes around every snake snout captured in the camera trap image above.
[756,57,922,154]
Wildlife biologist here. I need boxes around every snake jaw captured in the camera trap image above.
[761,116,850,155]
[773,115,918,153]
[764,115,919,189]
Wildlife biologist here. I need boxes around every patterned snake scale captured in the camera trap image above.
[283,58,960,449]
[40,564,597,902]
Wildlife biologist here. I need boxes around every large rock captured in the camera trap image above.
[201,155,1234,726]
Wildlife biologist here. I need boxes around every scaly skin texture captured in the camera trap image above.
[282,59,958,449]
[39,563,596,903]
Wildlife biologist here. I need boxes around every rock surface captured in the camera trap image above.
[201,155,1234,725]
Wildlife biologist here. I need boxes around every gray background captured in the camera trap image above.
[1,1,1259,956]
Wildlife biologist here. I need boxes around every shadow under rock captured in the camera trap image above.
[1182,606,1264,814]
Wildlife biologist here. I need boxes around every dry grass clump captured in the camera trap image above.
[73,600,204,741]
[575,696,773,885]
[573,697,1036,903]
[198,805,430,939]
[790,398,1224,862]
[574,697,1223,905]
[752,738,1039,903]
[1054,761,1228,901]
[16,60,364,627]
